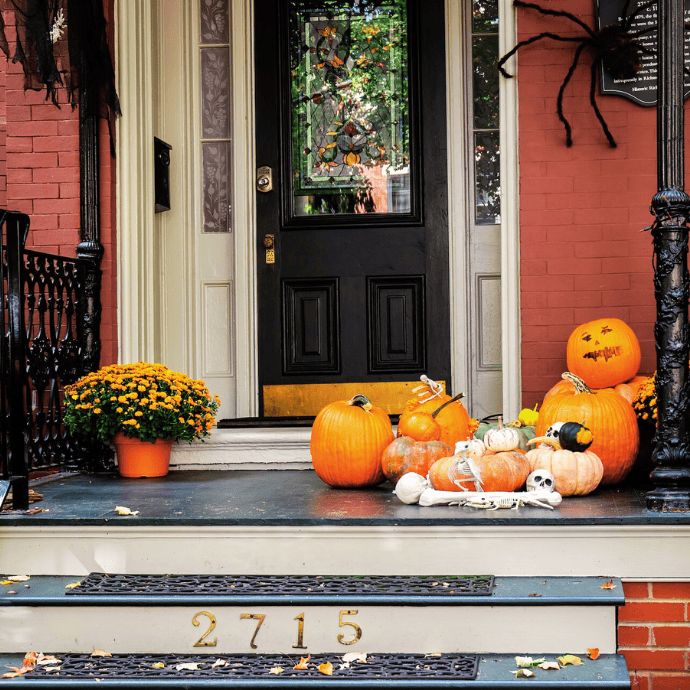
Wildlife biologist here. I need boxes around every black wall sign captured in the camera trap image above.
[597,0,690,106]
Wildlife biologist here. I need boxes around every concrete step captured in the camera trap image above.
[0,652,631,688]
[0,575,622,655]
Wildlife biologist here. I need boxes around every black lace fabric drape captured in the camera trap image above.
[0,0,120,124]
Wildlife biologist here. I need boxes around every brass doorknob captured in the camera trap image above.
[263,234,274,249]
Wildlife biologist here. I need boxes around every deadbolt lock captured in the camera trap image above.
[257,166,273,193]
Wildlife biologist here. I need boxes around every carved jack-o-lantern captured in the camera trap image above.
[566,318,641,389]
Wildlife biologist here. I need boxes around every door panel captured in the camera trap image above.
[255,0,449,416]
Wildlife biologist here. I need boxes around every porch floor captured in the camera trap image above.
[1,470,689,526]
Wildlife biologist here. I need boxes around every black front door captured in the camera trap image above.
[255,0,450,416]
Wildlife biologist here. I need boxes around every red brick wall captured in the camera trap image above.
[620,582,690,689]
[517,0,661,407]
[0,1,117,367]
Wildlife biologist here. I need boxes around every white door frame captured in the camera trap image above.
[115,0,521,421]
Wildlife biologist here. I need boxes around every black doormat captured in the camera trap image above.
[66,574,495,597]
[28,652,480,681]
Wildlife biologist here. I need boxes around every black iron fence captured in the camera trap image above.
[0,210,104,510]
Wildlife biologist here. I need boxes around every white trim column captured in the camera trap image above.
[115,0,158,364]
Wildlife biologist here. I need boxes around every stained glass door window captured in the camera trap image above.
[289,0,411,215]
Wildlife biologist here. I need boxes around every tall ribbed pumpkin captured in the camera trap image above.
[399,385,471,448]
[566,318,641,389]
[536,373,639,485]
[310,395,393,488]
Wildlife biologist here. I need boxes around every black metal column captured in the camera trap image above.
[76,85,103,375]
[647,0,690,511]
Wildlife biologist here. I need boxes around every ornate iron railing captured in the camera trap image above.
[0,210,103,510]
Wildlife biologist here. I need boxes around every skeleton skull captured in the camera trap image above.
[545,422,564,440]
[526,470,556,493]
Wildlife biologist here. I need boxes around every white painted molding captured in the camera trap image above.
[232,0,259,418]
[4,524,690,579]
[170,427,312,469]
[115,0,157,364]
[500,0,522,420]
[446,0,470,404]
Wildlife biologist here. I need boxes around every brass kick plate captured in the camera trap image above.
[262,381,447,417]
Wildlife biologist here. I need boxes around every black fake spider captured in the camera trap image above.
[497,0,656,148]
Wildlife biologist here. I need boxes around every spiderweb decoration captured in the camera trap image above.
[0,1,120,134]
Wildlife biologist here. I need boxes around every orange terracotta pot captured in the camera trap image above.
[114,432,173,478]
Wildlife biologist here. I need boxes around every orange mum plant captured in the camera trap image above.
[64,362,221,444]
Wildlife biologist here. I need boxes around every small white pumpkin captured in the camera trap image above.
[484,417,521,452]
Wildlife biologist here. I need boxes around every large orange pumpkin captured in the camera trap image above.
[399,383,471,448]
[537,373,639,485]
[381,437,453,484]
[310,395,393,488]
[566,318,641,389]
[428,450,530,492]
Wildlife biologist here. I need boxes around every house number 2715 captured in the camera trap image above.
[192,610,362,648]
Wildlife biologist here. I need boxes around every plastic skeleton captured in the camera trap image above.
[394,469,562,510]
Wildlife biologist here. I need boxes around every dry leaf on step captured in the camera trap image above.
[114,506,139,516]
[510,669,535,677]
[587,648,600,660]
[91,650,112,658]
[65,581,81,589]
[176,662,203,671]
[600,580,616,589]
[293,655,310,670]
[557,654,583,666]
[342,653,367,664]
[269,667,284,675]
[318,662,334,676]
[152,662,165,669]
[537,661,560,670]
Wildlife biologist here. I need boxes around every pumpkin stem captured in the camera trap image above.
[348,395,373,412]
[431,392,464,419]
[561,372,595,395]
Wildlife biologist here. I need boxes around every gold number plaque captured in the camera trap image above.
[192,611,218,647]
[240,613,266,649]
[337,609,362,645]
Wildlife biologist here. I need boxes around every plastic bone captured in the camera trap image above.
[417,487,562,509]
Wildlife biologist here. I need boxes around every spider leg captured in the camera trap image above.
[497,32,585,78]
[513,0,595,37]
[590,60,617,148]
[557,42,588,146]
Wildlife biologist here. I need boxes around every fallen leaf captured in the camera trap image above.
[342,653,367,664]
[91,650,112,658]
[2,654,37,678]
[318,662,334,676]
[36,655,61,665]
[26,508,47,514]
[6,591,17,594]
[115,506,139,516]
[211,659,227,669]
[424,653,443,657]
[269,666,284,675]
[0,581,13,585]
[176,662,202,671]
[515,656,545,667]
[537,661,560,670]
[152,662,165,669]
[65,582,81,590]
[43,666,61,672]
[293,655,311,670]
[511,669,535,677]
[557,654,583,666]
[587,648,600,660]
[6,575,29,582]
[601,580,617,590]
